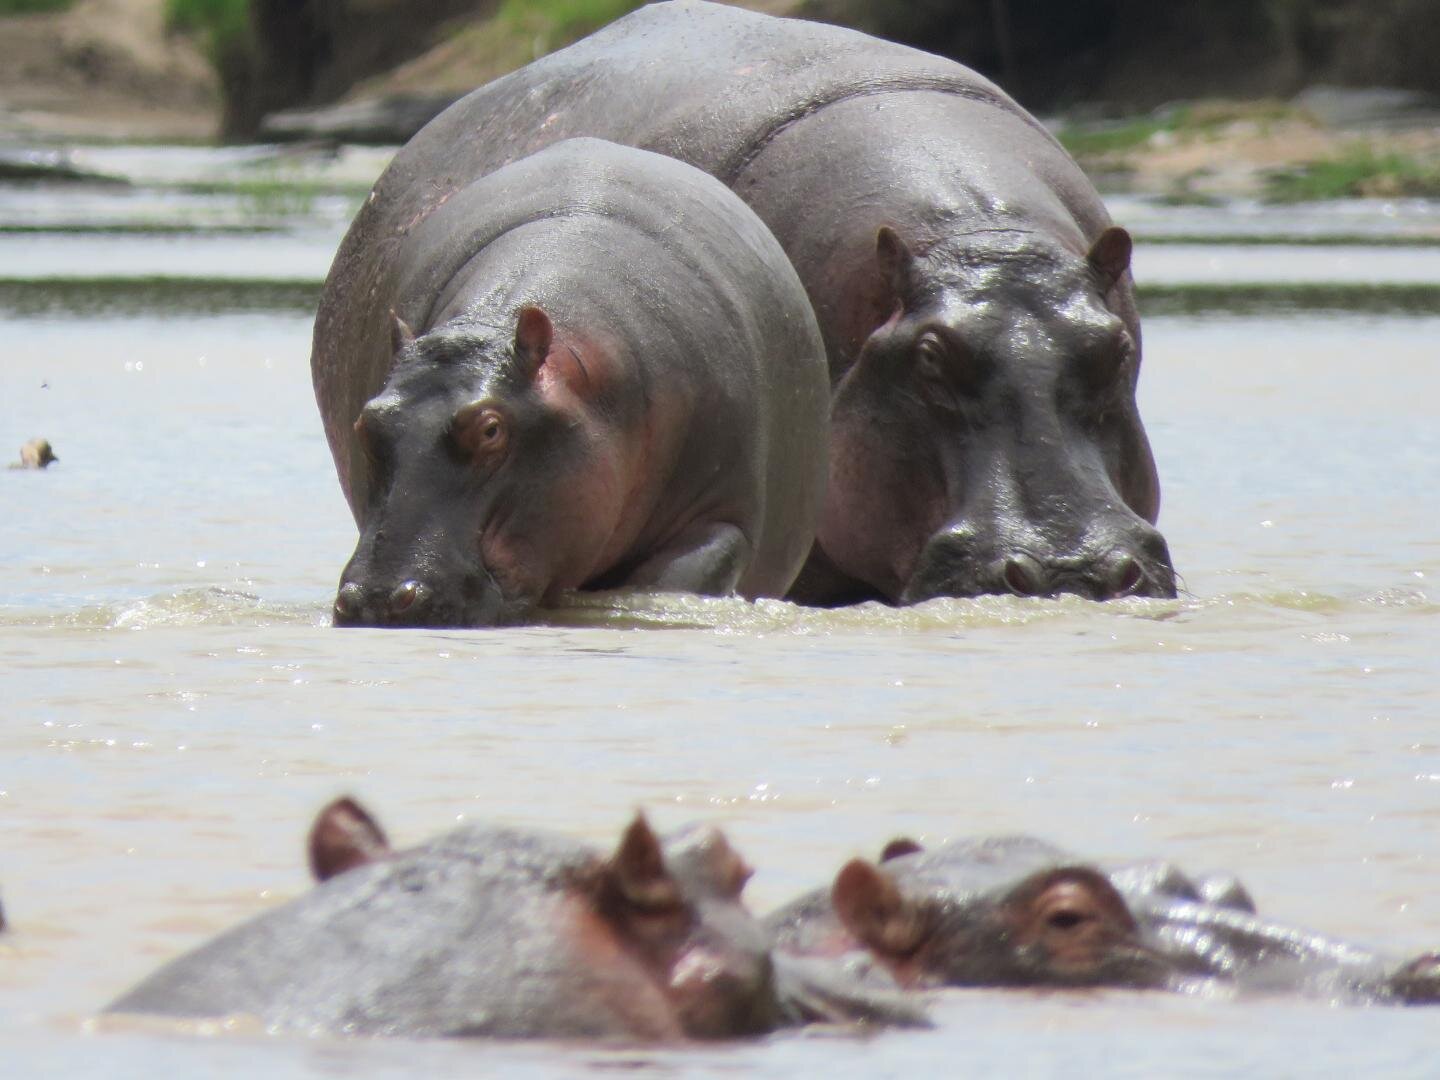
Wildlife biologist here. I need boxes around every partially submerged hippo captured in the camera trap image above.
[10,438,57,469]
[317,0,1174,606]
[108,799,920,1039]
[766,836,1440,1004]
[320,137,828,626]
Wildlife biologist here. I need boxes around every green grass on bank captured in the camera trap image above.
[1264,146,1440,202]
[494,0,642,54]
[0,0,73,12]
[1058,101,1299,162]
[163,0,248,59]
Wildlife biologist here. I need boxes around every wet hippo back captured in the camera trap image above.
[315,0,1173,607]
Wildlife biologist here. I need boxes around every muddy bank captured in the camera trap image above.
[0,0,215,140]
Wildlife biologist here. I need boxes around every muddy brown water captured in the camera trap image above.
[2,157,1439,1074]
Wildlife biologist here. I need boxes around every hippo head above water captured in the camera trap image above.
[334,307,590,627]
[817,226,1176,605]
[767,835,1440,1005]
[816,838,1169,990]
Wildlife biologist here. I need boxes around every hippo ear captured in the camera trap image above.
[879,837,924,862]
[308,797,392,882]
[1087,226,1133,292]
[390,310,416,355]
[514,304,554,380]
[876,226,917,308]
[609,813,682,910]
[832,858,927,957]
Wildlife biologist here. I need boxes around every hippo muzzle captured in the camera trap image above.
[901,516,1177,604]
[333,533,516,628]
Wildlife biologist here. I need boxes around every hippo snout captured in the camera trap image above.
[901,523,1177,604]
[333,572,502,627]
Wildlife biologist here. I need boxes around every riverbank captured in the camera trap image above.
[4,1,1440,202]
[0,0,215,140]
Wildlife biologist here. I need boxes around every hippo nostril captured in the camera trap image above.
[389,579,430,615]
[1112,556,1144,597]
[334,583,363,622]
[1003,553,1044,597]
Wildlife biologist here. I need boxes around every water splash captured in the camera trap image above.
[0,587,325,631]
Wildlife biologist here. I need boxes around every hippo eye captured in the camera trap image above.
[1046,908,1091,931]
[913,333,968,409]
[450,403,509,464]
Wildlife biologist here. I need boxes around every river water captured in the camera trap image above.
[2,146,1439,1077]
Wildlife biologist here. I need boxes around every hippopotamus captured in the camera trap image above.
[108,799,922,1039]
[765,836,1440,1004]
[9,438,57,469]
[319,137,828,626]
[316,0,1175,606]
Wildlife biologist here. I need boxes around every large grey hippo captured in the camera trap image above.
[107,799,923,1039]
[765,836,1440,1004]
[320,137,828,627]
[313,0,1175,607]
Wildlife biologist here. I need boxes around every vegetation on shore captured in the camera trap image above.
[420,0,641,89]
[0,0,73,12]
[1058,101,1440,203]
[1263,146,1440,202]
[162,0,248,59]
[495,0,641,49]
[1058,102,1298,162]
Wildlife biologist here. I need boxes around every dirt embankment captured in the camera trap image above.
[0,0,216,139]
[4,0,1440,203]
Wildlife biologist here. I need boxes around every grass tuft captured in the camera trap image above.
[494,0,642,60]
[1059,101,1303,163]
[1263,146,1440,202]
[163,0,249,59]
[0,0,74,13]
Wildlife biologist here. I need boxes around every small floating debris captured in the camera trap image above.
[11,437,57,469]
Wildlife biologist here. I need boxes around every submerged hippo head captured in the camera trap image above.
[822,838,1167,990]
[821,226,1175,604]
[334,306,606,627]
[110,799,787,1040]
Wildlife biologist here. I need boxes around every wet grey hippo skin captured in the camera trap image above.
[764,836,1440,1004]
[321,137,828,626]
[107,799,922,1039]
[314,0,1174,607]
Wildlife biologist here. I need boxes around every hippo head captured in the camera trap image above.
[821,225,1175,604]
[334,305,598,627]
[826,840,1168,990]
[610,821,783,1038]
[304,798,783,1039]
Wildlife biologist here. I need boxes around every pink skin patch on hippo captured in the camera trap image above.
[820,419,939,598]
[563,897,686,1041]
[478,324,654,604]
